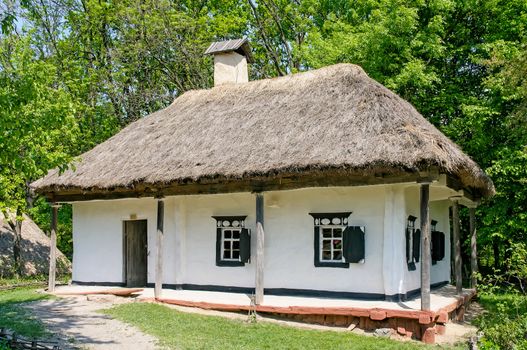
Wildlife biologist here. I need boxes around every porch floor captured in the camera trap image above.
[53,284,473,315]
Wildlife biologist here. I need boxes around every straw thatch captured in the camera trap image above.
[32,64,494,198]
[0,212,71,277]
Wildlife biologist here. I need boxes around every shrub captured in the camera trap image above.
[476,293,527,350]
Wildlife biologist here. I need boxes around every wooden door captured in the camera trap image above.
[124,220,148,287]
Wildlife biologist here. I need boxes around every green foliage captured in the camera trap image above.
[0,0,526,289]
[0,35,80,211]
[478,242,527,295]
[29,198,73,259]
[0,288,50,338]
[103,302,435,350]
[475,293,527,350]
[0,340,10,350]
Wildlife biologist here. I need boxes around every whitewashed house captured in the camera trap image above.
[32,39,494,311]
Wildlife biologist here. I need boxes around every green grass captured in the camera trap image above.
[472,293,527,349]
[0,274,70,287]
[103,303,455,350]
[476,293,527,318]
[0,287,51,338]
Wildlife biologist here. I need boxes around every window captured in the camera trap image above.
[320,226,344,263]
[222,228,241,261]
[310,212,365,268]
[212,216,250,267]
[406,215,420,271]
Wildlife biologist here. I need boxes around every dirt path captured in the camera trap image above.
[24,295,159,350]
[21,292,481,349]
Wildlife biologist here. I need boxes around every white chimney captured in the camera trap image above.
[205,39,253,86]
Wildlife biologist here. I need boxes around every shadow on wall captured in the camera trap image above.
[0,212,71,278]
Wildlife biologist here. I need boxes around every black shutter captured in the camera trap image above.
[438,231,445,261]
[343,226,353,262]
[431,231,446,262]
[432,231,440,261]
[344,226,365,263]
[240,228,251,263]
[313,226,321,267]
[413,229,421,263]
[215,228,222,266]
[405,228,411,262]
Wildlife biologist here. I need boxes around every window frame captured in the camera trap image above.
[213,216,248,267]
[221,227,242,262]
[310,212,352,268]
[319,225,346,263]
[406,215,418,271]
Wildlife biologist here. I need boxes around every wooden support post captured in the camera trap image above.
[155,198,164,299]
[452,199,463,294]
[48,204,60,292]
[469,207,478,288]
[420,183,431,311]
[255,193,264,305]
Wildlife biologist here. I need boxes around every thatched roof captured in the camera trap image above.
[32,64,494,198]
[0,212,71,277]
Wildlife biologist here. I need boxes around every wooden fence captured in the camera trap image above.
[0,329,60,350]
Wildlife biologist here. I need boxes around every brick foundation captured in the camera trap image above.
[154,290,476,344]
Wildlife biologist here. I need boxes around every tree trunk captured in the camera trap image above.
[493,238,500,270]
[13,215,23,277]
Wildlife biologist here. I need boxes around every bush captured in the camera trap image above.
[475,293,527,349]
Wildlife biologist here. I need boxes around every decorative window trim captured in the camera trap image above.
[406,215,420,271]
[309,212,351,226]
[309,212,366,267]
[212,216,250,267]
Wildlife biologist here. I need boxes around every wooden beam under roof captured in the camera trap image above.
[42,169,480,203]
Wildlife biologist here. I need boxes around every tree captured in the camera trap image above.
[0,34,81,274]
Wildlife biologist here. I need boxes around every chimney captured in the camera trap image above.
[204,38,253,86]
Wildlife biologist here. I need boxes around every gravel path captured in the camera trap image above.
[23,295,159,350]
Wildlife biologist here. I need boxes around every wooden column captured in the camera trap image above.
[154,198,164,299]
[255,193,264,305]
[469,207,478,288]
[420,183,431,311]
[452,199,463,294]
[48,203,60,292]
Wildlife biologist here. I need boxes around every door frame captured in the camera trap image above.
[122,219,148,286]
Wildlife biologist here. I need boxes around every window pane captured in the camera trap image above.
[322,228,332,237]
[322,240,331,250]
[333,251,343,260]
[322,251,331,260]
[224,230,232,239]
[333,228,343,237]
[223,250,231,259]
[232,230,240,239]
[233,241,240,250]
[224,241,230,250]
[232,251,240,259]
[333,239,342,249]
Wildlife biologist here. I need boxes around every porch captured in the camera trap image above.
[53,284,475,344]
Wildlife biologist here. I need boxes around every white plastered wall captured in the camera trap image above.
[263,186,385,294]
[71,183,450,295]
[72,198,158,283]
[403,185,452,293]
